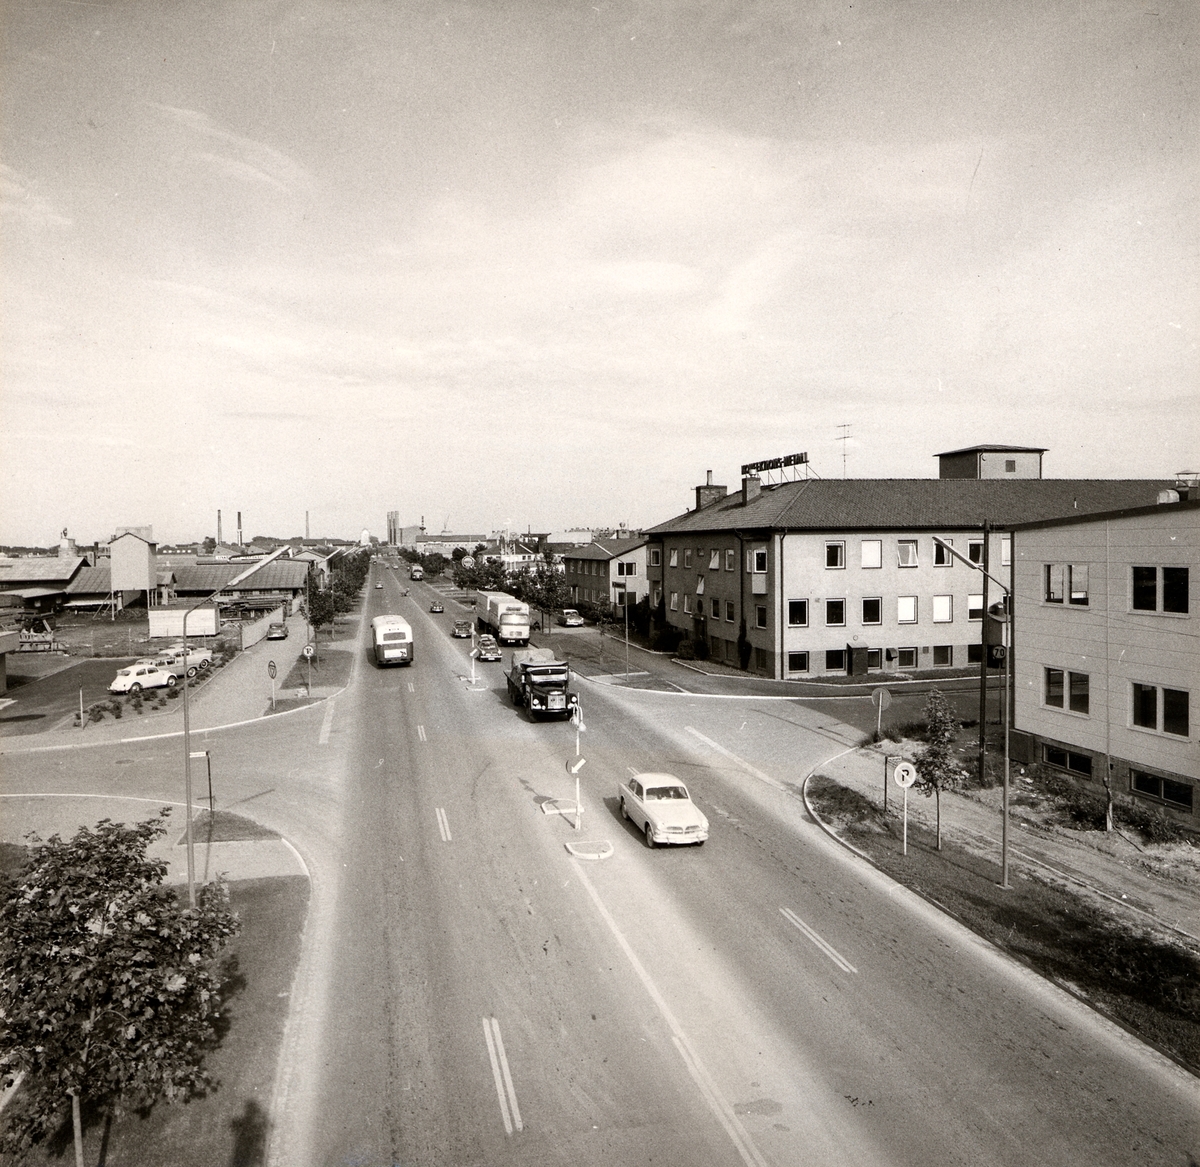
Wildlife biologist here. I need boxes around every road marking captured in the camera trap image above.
[482,1016,523,1133]
[318,699,336,745]
[417,724,427,742]
[685,726,787,793]
[435,807,451,842]
[408,682,415,692]
[572,862,769,1167]
[780,908,857,974]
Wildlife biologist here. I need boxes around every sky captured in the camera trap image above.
[1,0,1196,547]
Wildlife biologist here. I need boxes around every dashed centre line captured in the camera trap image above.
[435,807,452,842]
[417,724,427,741]
[780,908,857,974]
[482,1017,523,1134]
[407,681,415,692]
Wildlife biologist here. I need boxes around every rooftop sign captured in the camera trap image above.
[741,453,807,475]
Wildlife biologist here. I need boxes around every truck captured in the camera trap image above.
[409,564,424,580]
[474,591,530,645]
[505,648,578,719]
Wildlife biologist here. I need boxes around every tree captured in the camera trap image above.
[913,689,961,850]
[0,811,239,1165]
[421,552,446,579]
[306,587,337,637]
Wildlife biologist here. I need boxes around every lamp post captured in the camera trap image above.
[180,545,289,907]
[932,537,1012,889]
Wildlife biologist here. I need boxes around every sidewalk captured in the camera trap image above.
[809,742,1200,942]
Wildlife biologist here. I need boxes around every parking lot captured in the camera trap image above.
[0,657,138,735]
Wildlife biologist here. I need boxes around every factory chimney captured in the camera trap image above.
[217,509,223,545]
[237,511,243,547]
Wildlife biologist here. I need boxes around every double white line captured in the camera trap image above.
[482,1016,523,1134]
[780,908,857,974]
[435,807,452,842]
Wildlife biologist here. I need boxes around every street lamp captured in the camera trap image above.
[932,536,1012,889]
[180,545,289,906]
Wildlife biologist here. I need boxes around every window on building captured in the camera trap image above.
[1164,688,1190,737]
[968,539,984,564]
[1069,672,1090,714]
[787,651,809,673]
[755,605,768,629]
[652,586,662,607]
[1045,564,1064,604]
[752,549,768,573]
[825,598,845,626]
[725,549,735,572]
[710,598,720,619]
[933,645,953,666]
[1134,566,1189,613]
[669,549,678,568]
[898,596,917,623]
[825,649,846,671]
[1043,746,1093,776]
[932,595,953,623]
[683,595,692,614]
[1164,567,1189,613]
[967,643,983,664]
[867,648,882,668]
[754,646,768,671]
[1005,459,1016,472]
[709,550,720,570]
[788,599,808,626]
[861,597,882,625]
[725,600,735,622]
[1045,668,1065,708]
[696,575,705,595]
[897,540,918,567]
[968,594,983,621]
[861,539,882,569]
[684,549,693,568]
[669,591,678,611]
[649,547,661,567]
[934,539,953,567]
[825,541,845,569]
[1045,564,1089,605]
[1132,682,1156,728]
[1131,684,1186,736]
[1131,771,1194,811]
[1069,565,1089,605]
[1001,536,1011,566]
[897,647,917,668]
[627,562,637,576]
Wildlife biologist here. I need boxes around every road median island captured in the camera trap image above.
[804,765,1200,1077]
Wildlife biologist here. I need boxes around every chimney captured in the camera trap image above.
[695,470,729,511]
[217,509,223,545]
[237,511,243,546]
[742,474,761,505]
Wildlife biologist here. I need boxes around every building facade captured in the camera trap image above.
[563,538,649,613]
[1011,498,1197,829]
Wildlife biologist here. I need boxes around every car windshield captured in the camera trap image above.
[645,785,689,801]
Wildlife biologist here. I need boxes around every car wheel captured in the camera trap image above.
[644,822,655,848]
[694,839,705,847]
[130,683,142,693]
[187,667,198,678]
[166,676,177,688]
[200,659,210,669]
[620,797,628,820]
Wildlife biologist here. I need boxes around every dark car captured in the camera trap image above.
[452,620,472,638]
[266,622,288,640]
[476,634,502,661]
[430,600,444,613]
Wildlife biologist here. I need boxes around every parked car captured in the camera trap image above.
[476,634,502,661]
[164,645,214,674]
[110,665,177,694]
[376,582,384,589]
[617,773,708,847]
[266,622,289,640]
[557,609,584,627]
[430,600,444,613]
[134,647,210,679]
[452,620,472,638]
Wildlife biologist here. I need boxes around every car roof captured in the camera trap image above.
[634,772,686,788]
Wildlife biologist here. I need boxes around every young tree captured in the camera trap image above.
[306,587,337,637]
[914,689,961,850]
[0,811,239,1166]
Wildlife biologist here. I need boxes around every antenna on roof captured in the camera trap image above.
[837,423,852,478]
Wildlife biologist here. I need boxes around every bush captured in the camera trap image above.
[650,625,684,653]
[1117,801,1188,845]
[676,639,695,660]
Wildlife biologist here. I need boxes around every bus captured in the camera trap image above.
[371,615,414,666]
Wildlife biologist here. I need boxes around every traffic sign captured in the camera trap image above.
[267,660,277,679]
[461,555,476,568]
[303,644,314,659]
[870,687,892,711]
[894,762,917,789]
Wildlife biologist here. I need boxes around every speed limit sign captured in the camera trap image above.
[893,761,917,789]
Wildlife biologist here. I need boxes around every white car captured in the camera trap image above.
[558,609,585,627]
[618,773,709,847]
[110,665,177,694]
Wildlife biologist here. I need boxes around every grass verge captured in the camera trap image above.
[807,773,1200,1074]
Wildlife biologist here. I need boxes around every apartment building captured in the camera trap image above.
[1011,496,1197,828]
[563,537,649,614]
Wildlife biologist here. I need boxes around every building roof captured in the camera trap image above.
[1011,496,1200,533]
[65,565,114,595]
[565,538,648,561]
[0,556,85,586]
[935,444,1048,456]
[646,479,1178,536]
[174,561,310,592]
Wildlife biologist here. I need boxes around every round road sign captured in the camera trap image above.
[893,761,917,789]
[870,687,892,711]
[461,555,476,568]
[267,660,277,679]
[303,644,314,659]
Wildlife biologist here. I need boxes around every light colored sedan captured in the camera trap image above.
[110,664,177,694]
[618,773,708,847]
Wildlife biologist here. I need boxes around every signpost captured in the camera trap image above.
[303,643,314,695]
[893,761,916,855]
[570,704,586,831]
[870,686,891,735]
[267,659,277,709]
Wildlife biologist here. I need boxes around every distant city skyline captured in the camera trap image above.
[3,2,1196,546]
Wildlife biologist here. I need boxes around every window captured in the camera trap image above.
[709,550,720,570]
[825,541,845,569]
[897,647,917,668]
[1045,564,1088,605]
[1132,684,1187,736]
[649,547,661,567]
[897,596,917,623]
[1001,536,1011,566]
[1131,771,1194,811]
[710,598,720,618]
[934,539,953,567]
[825,598,845,626]
[683,549,693,568]
[751,549,768,573]
[968,594,983,621]
[932,595,953,623]
[968,539,984,564]
[861,597,881,625]
[967,643,983,664]
[1132,682,1156,728]
[1069,565,1088,605]
[1133,566,1189,614]
[669,549,678,568]
[652,586,662,607]
[695,575,704,595]
[1165,688,1190,736]
[787,651,809,672]
[861,539,882,569]
[867,648,882,668]
[725,600,735,622]
[933,645,953,666]
[725,549,735,572]
[669,592,678,611]
[683,595,692,614]
[1045,668,1064,708]
[1043,746,1093,777]
[755,605,767,629]
[897,540,918,567]
[1069,672,1090,715]
[788,599,808,626]
[754,646,768,671]
[1045,564,1064,604]
[825,649,846,671]
[1005,459,1016,473]
[624,562,637,576]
